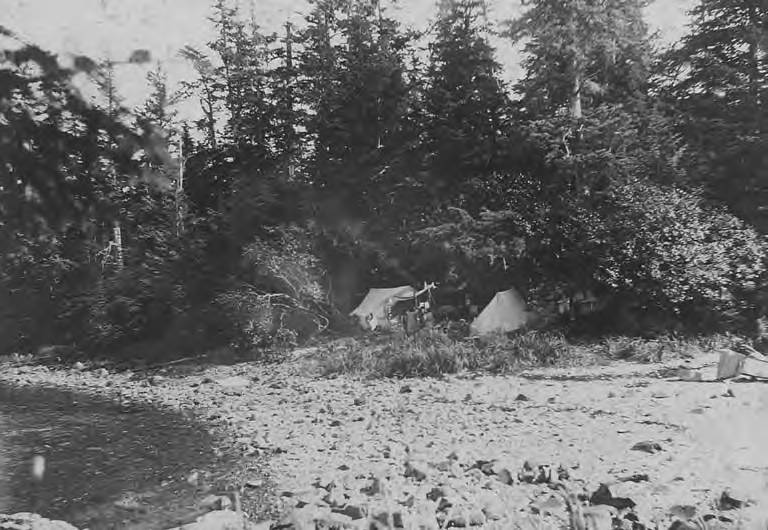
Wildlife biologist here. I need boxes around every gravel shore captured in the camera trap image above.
[1,350,767,530]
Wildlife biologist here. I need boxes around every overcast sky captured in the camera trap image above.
[3,0,696,121]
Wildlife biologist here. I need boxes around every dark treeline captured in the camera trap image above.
[1,0,767,358]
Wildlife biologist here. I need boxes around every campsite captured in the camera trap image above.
[350,283,547,336]
[2,0,768,529]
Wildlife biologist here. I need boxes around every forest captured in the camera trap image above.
[1,0,767,361]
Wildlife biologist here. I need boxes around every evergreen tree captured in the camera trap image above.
[135,64,182,183]
[270,21,303,178]
[422,0,511,212]
[180,1,282,234]
[662,0,768,229]
[208,0,277,151]
[137,64,179,140]
[298,0,418,223]
[502,0,673,199]
[180,45,224,149]
[507,0,652,118]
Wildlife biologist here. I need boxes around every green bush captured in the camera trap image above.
[0,230,81,354]
[219,226,330,352]
[71,263,187,353]
[217,286,317,351]
[597,181,766,315]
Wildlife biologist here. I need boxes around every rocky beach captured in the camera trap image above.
[1,349,767,530]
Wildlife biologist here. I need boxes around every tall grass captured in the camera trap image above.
[600,333,741,362]
[317,329,573,378]
[315,329,740,378]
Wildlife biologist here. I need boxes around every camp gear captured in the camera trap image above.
[717,349,745,380]
[470,288,529,335]
[350,286,416,330]
[716,347,768,380]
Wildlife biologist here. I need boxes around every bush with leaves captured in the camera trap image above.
[596,181,766,315]
[72,241,188,353]
[218,226,329,351]
[0,230,82,353]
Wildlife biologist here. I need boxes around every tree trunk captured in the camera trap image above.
[176,137,185,236]
[113,220,124,270]
[285,21,296,179]
[201,86,217,148]
[747,4,762,127]
[104,61,125,272]
[570,67,582,119]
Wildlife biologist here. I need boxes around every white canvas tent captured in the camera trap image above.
[350,286,416,330]
[470,288,529,335]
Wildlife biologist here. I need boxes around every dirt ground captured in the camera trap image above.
[1,350,767,529]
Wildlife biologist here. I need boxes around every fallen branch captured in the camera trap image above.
[146,354,209,370]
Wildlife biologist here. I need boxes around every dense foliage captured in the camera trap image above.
[1,0,767,359]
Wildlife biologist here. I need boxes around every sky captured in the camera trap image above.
[2,0,697,121]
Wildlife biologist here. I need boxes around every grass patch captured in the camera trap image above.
[317,330,470,378]
[600,333,740,362]
[477,331,572,372]
[315,329,742,379]
[317,329,574,378]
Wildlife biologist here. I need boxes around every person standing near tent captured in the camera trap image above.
[405,309,419,335]
[403,282,437,336]
[386,297,408,333]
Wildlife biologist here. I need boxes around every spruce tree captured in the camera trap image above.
[663,0,768,229]
[507,0,652,118]
[421,0,511,212]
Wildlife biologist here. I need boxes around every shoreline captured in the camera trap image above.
[0,357,280,530]
[1,352,767,530]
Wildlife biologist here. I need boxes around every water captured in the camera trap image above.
[0,382,230,529]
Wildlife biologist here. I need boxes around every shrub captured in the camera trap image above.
[597,181,766,315]
[242,226,326,305]
[0,230,81,353]
[70,262,187,353]
[220,226,330,352]
[603,336,664,361]
[217,287,322,351]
